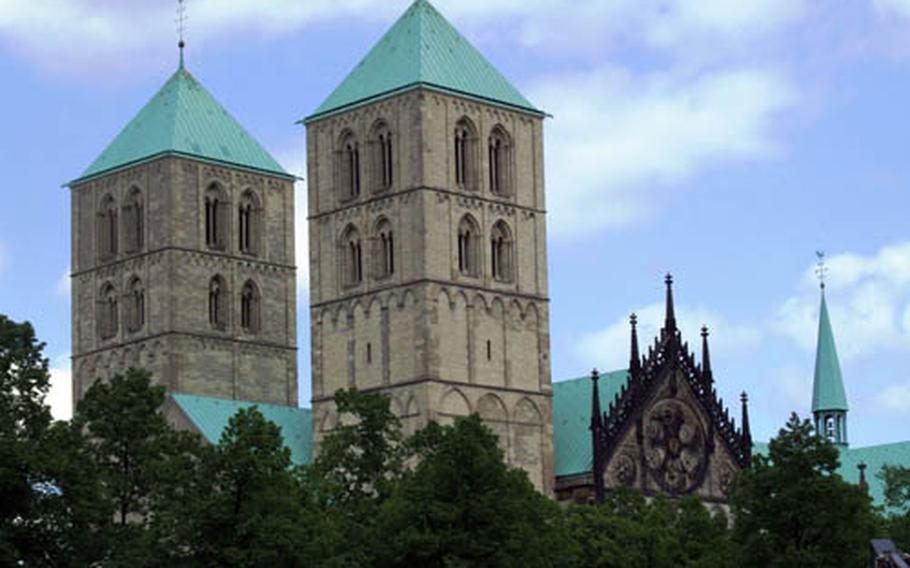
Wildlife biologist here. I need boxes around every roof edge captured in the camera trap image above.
[301,81,547,124]
[69,150,295,187]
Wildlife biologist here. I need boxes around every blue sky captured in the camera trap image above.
[1,0,909,447]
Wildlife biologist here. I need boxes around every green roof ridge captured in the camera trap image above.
[306,0,541,121]
[75,67,289,184]
[812,291,849,412]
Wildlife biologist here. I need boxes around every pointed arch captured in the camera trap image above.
[238,189,262,256]
[439,387,471,416]
[457,214,481,277]
[490,220,514,282]
[337,129,361,200]
[98,281,118,340]
[477,393,508,421]
[454,116,478,190]
[488,125,513,196]
[126,276,145,333]
[514,397,542,424]
[372,216,395,280]
[240,279,261,334]
[97,193,118,261]
[369,120,394,191]
[340,224,363,287]
[208,275,228,330]
[122,186,144,254]
[204,182,229,251]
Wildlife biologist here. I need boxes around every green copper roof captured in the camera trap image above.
[172,394,312,466]
[74,66,289,184]
[552,370,630,477]
[306,0,541,121]
[812,292,849,412]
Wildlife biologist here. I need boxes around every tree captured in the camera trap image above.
[731,412,875,568]
[375,415,573,567]
[881,465,910,552]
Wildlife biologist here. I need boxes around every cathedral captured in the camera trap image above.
[68,0,909,506]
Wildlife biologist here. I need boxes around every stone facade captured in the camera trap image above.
[306,88,554,493]
[70,156,298,406]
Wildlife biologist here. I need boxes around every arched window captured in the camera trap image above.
[341,225,363,287]
[371,122,394,191]
[457,215,481,277]
[490,221,514,282]
[238,190,261,256]
[488,126,512,196]
[98,282,118,339]
[825,415,835,440]
[122,187,144,254]
[97,194,118,261]
[204,184,228,251]
[373,218,395,279]
[338,131,361,200]
[454,117,478,190]
[240,280,261,334]
[209,276,227,330]
[126,277,145,333]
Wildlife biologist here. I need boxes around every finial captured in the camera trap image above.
[630,314,641,375]
[177,0,188,68]
[858,462,868,491]
[664,273,677,333]
[701,325,713,383]
[741,391,752,443]
[590,367,605,504]
[815,251,828,291]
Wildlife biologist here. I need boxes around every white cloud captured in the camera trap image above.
[874,0,910,18]
[774,242,910,360]
[534,67,797,238]
[575,301,761,372]
[275,148,310,296]
[47,356,73,421]
[874,382,910,412]
[55,268,70,298]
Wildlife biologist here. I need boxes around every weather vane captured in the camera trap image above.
[177,0,188,66]
[815,250,828,290]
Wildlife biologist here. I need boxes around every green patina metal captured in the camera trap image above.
[172,394,312,466]
[73,66,289,184]
[305,0,541,122]
[812,292,849,412]
[552,370,630,477]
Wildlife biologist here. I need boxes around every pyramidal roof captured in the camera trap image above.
[74,65,290,184]
[306,0,541,121]
[812,290,849,412]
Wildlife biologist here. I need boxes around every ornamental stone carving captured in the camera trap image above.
[643,397,707,494]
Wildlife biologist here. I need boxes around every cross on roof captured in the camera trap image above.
[815,251,828,290]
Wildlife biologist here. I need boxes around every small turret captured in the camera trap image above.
[629,314,641,377]
[701,325,713,386]
[663,273,677,336]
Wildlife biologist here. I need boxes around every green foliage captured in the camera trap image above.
[881,465,910,551]
[731,412,875,568]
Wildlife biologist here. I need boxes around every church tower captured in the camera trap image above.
[69,56,298,407]
[811,283,849,447]
[304,0,553,492]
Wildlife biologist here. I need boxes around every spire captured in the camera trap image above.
[629,314,641,375]
[701,325,713,384]
[812,289,848,413]
[664,273,677,334]
[589,369,605,504]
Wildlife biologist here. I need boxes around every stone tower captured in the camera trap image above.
[812,284,849,447]
[304,0,554,492]
[69,60,298,407]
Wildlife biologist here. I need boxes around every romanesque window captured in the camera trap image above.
[338,131,361,200]
[126,277,145,333]
[371,122,393,191]
[98,282,118,339]
[240,280,261,334]
[342,225,363,287]
[238,190,261,256]
[373,218,395,280]
[490,221,514,282]
[454,117,478,190]
[457,215,480,277]
[204,184,228,251]
[122,187,144,254]
[488,126,512,196]
[97,194,118,261]
[209,276,227,330]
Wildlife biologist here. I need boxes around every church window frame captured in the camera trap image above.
[208,275,228,331]
[337,130,361,201]
[457,214,481,278]
[98,282,119,340]
[240,279,261,334]
[122,186,144,254]
[370,121,394,192]
[340,225,364,288]
[372,217,395,280]
[490,220,514,283]
[238,189,262,257]
[487,125,513,197]
[126,276,145,333]
[454,117,478,191]
[204,183,229,251]
[97,193,119,262]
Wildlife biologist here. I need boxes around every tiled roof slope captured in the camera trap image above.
[74,66,290,184]
[552,370,630,477]
[306,0,541,121]
[812,292,848,412]
[172,394,312,466]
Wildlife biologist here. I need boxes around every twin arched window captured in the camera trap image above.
[208,276,263,334]
[342,226,363,287]
[238,190,261,256]
[339,132,361,200]
[458,215,481,277]
[374,218,395,280]
[123,188,144,254]
[240,280,261,333]
[372,123,394,191]
[490,221,514,282]
[204,184,228,251]
[488,126,512,196]
[98,282,118,339]
[457,216,514,281]
[455,118,478,190]
[98,195,119,261]
[126,277,145,333]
